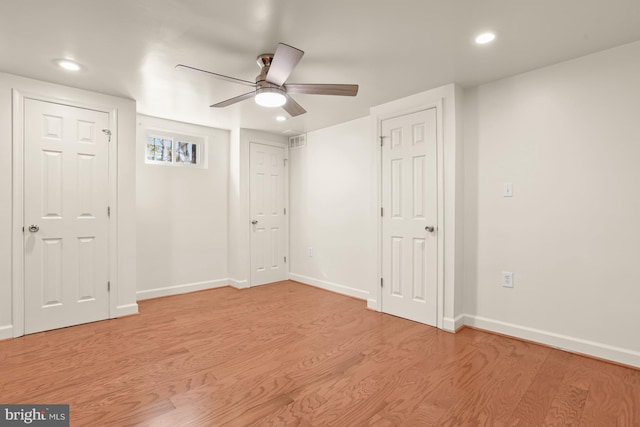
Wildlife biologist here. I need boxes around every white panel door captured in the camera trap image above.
[24,99,110,334]
[381,108,438,325]
[250,143,287,286]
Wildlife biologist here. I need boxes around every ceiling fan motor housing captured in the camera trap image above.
[256,53,275,84]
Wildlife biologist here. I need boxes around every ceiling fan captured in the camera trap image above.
[176,43,359,117]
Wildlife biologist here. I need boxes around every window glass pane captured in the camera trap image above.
[162,138,172,162]
[154,137,164,161]
[146,136,156,161]
[176,141,197,164]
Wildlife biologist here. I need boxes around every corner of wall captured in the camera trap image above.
[461,86,479,317]
[115,303,139,317]
[0,324,13,340]
[452,84,466,328]
[228,278,249,289]
[442,314,465,333]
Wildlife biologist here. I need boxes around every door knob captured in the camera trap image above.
[28,225,40,232]
[251,220,258,225]
[425,226,435,232]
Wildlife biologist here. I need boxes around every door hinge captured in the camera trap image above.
[381,207,383,217]
[284,256,287,263]
[380,277,384,288]
[108,281,111,291]
[22,226,24,232]
[284,208,286,215]
[284,158,287,166]
[102,129,112,142]
[107,206,111,217]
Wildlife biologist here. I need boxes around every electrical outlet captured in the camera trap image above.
[308,247,313,257]
[502,271,514,288]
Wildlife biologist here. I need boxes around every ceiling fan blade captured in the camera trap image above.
[265,43,304,86]
[176,64,257,88]
[285,83,359,96]
[282,93,306,117]
[210,91,256,108]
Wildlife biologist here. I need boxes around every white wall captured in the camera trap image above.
[0,72,138,338]
[463,40,640,366]
[136,115,229,299]
[289,117,376,300]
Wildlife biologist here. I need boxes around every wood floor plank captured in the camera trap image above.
[543,383,588,426]
[0,280,638,426]
[432,335,546,426]
[556,355,629,426]
[616,369,640,426]
[507,350,572,426]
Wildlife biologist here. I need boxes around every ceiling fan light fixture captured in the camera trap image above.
[255,87,286,108]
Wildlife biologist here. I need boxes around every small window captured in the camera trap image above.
[144,131,204,168]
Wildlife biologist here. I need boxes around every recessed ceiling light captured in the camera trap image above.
[276,115,287,122]
[475,32,496,45]
[55,59,81,71]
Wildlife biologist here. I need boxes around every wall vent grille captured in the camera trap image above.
[289,134,307,149]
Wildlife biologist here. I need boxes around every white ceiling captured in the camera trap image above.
[2,0,640,134]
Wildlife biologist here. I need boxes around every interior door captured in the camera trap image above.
[381,108,438,325]
[24,99,110,334]
[250,142,287,286]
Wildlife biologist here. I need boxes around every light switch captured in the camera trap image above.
[503,182,513,197]
[502,272,514,288]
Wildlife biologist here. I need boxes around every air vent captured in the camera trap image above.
[289,134,306,150]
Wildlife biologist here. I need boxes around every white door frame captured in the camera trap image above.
[248,140,289,287]
[11,89,119,337]
[375,100,445,329]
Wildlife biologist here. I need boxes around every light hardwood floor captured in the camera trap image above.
[1,281,638,426]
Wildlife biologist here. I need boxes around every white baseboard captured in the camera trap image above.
[136,279,229,301]
[443,314,465,333]
[228,278,249,289]
[0,324,13,340]
[115,303,139,317]
[464,314,640,368]
[289,273,369,301]
[367,299,378,311]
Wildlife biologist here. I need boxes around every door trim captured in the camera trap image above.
[11,90,118,337]
[375,100,445,329]
[248,141,289,287]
